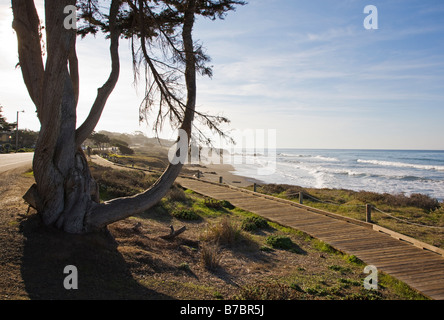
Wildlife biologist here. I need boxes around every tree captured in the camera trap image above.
[10,129,39,149]
[0,106,16,132]
[110,138,129,147]
[118,144,134,155]
[12,0,244,234]
[89,131,110,150]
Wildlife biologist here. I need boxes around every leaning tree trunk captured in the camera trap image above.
[14,0,198,234]
[84,0,198,232]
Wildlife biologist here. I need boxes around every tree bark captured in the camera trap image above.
[82,0,198,233]
[75,0,121,147]
[15,0,104,233]
[16,0,199,234]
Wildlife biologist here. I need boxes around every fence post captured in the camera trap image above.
[197,171,200,179]
[253,183,257,192]
[219,176,223,184]
[299,192,303,204]
[366,204,372,223]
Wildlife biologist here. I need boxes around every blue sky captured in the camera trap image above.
[1,0,444,149]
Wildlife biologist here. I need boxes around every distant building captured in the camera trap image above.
[0,132,12,144]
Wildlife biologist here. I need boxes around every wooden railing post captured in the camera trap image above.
[253,183,257,192]
[299,192,303,204]
[366,204,372,223]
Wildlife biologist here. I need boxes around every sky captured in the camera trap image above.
[1,0,444,150]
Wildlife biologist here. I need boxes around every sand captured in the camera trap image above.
[184,163,262,187]
[92,154,261,188]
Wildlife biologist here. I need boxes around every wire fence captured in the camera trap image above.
[371,206,444,230]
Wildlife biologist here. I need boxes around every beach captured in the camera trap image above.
[226,149,444,201]
[184,163,262,187]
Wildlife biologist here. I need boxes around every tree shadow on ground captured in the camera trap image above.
[19,214,173,300]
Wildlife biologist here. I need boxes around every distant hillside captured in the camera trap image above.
[97,130,175,149]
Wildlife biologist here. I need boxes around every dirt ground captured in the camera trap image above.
[0,167,421,301]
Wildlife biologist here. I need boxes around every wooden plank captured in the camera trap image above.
[326,236,398,247]
[352,244,420,255]
[252,209,308,218]
[382,266,444,278]
[315,228,383,238]
[358,251,436,264]
[373,225,444,257]
[419,287,444,295]
[177,177,444,300]
[362,246,441,259]
[311,224,365,234]
[329,241,405,252]
[284,217,335,226]
[364,254,440,267]
[405,274,444,285]
[397,272,444,283]
[413,281,444,291]
[317,233,385,243]
[420,288,444,297]
[376,256,444,268]
[379,262,444,275]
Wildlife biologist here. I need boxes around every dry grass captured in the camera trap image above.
[200,242,222,270]
[202,216,240,247]
[0,167,429,301]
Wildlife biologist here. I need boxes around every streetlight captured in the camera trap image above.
[15,110,24,152]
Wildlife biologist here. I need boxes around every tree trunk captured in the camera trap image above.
[16,0,198,234]
[83,0,198,233]
[15,0,117,233]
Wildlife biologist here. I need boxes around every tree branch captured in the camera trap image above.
[75,0,121,146]
[11,0,44,112]
[85,0,198,232]
[69,41,80,105]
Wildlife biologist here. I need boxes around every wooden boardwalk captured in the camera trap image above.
[177,177,444,300]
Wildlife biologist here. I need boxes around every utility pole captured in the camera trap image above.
[15,110,24,152]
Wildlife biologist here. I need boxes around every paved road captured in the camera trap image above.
[0,153,34,173]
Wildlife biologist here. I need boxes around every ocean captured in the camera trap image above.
[229,149,444,201]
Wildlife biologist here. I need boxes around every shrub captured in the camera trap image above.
[312,239,337,254]
[219,200,235,209]
[117,144,134,155]
[178,262,190,271]
[284,186,304,199]
[289,283,304,292]
[408,193,440,211]
[355,190,440,211]
[205,217,240,246]
[204,199,234,210]
[241,216,269,232]
[259,184,289,195]
[266,235,294,250]
[91,164,157,199]
[259,246,274,252]
[167,185,188,203]
[172,209,200,221]
[345,255,364,265]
